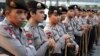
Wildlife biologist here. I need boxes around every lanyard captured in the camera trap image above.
[12,28,24,45]
[37,27,42,41]
[59,23,66,34]
[69,20,74,32]
[31,26,42,41]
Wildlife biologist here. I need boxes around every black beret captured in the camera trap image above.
[86,9,92,12]
[58,6,67,12]
[80,9,87,12]
[48,6,61,15]
[6,0,28,11]
[68,5,80,10]
[91,10,96,13]
[27,0,46,11]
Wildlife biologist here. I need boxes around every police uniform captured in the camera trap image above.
[63,17,83,46]
[58,6,79,49]
[62,6,85,55]
[44,24,65,54]
[86,10,97,52]
[64,5,84,37]
[64,17,84,36]
[24,1,50,56]
[44,6,66,56]
[0,0,36,56]
[74,14,88,32]
[0,18,36,56]
[24,23,48,56]
[58,20,79,56]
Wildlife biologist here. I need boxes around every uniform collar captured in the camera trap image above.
[47,23,58,30]
[3,18,22,30]
[3,17,13,28]
[24,22,38,31]
[24,22,31,31]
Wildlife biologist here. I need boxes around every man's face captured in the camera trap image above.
[67,10,75,18]
[49,13,60,24]
[87,12,93,17]
[61,12,67,21]
[8,9,27,27]
[82,12,87,17]
[74,9,80,16]
[35,9,45,23]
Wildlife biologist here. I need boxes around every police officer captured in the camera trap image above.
[0,0,36,56]
[58,6,79,56]
[72,6,89,38]
[63,5,85,44]
[62,5,87,56]
[24,0,55,56]
[86,9,97,54]
[44,6,73,56]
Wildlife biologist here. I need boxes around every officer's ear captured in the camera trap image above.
[27,10,36,20]
[4,8,12,16]
[30,11,35,17]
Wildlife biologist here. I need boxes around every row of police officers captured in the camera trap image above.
[0,0,99,56]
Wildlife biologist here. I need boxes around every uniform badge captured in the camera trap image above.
[4,27,16,39]
[10,1,16,8]
[59,7,62,11]
[26,33,32,39]
[37,3,41,8]
[25,33,32,44]
[74,6,77,9]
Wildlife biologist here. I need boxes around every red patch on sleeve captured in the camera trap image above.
[46,32,51,36]
[4,27,13,35]
[26,33,32,39]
